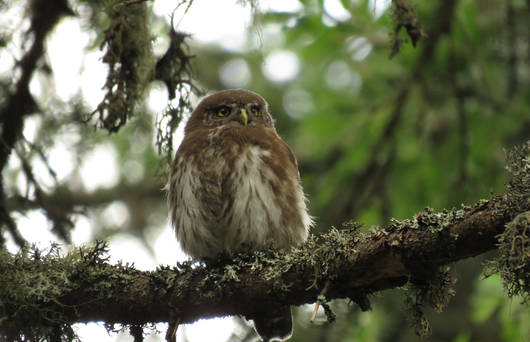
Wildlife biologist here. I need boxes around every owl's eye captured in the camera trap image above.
[250,105,260,116]
[217,106,230,117]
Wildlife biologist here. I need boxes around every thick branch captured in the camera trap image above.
[1,193,527,338]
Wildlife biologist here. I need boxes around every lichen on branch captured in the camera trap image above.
[489,141,530,302]
[389,0,427,58]
[1,185,528,341]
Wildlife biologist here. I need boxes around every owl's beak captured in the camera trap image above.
[238,108,248,126]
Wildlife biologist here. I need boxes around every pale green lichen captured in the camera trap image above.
[505,141,530,200]
[0,241,162,341]
[0,242,109,341]
[496,211,530,303]
[387,205,469,234]
[90,0,154,132]
[491,141,530,302]
[222,265,241,283]
[404,266,457,337]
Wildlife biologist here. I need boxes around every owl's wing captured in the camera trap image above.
[273,134,301,179]
[167,132,226,258]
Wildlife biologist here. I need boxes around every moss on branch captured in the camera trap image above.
[1,190,528,340]
[1,141,527,341]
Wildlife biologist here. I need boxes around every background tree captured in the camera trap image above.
[0,0,528,341]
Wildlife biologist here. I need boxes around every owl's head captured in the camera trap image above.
[185,89,274,133]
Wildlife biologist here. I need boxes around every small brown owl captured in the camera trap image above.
[167,89,312,341]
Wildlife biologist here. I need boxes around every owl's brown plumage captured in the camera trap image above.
[167,89,312,341]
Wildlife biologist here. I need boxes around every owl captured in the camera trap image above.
[167,89,312,341]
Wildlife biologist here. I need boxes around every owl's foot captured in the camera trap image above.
[165,318,179,342]
[252,306,293,342]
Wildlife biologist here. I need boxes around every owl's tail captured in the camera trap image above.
[252,306,292,342]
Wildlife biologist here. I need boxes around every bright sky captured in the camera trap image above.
[3,0,390,341]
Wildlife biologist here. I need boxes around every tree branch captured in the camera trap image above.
[1,192,527,339]
[0,0,72,172]
[0,0,72,248]
[5,181,164,213]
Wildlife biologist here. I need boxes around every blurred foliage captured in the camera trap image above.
[0,0,529,341]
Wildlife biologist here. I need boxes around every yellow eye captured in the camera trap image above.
[217,106,230,117]
[250,105,260,116]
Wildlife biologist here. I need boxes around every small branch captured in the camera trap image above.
[0,200,26,248]
[310,281,330,323]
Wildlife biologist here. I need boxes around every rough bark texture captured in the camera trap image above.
[1,192,527,340]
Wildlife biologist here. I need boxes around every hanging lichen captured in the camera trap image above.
[494,141,530,302]
[88,0,154,132]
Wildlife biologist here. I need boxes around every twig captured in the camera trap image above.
[310,280,331,323]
